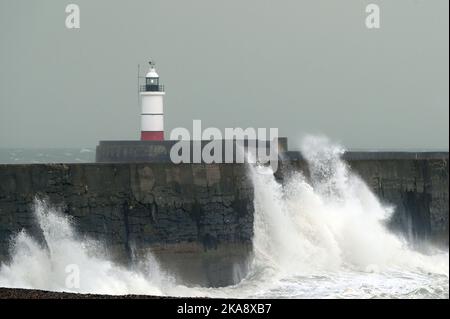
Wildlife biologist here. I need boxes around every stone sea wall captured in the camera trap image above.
[0,153,448,287]
[280,152,449,247]
[0,163,254,287]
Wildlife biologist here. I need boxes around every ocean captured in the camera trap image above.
[0,148,95,164]
[0,139,448,298]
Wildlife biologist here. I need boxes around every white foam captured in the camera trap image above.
[0,136,448,298]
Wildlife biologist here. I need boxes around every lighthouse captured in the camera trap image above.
[96,60,289,163]
[140,61,165,141]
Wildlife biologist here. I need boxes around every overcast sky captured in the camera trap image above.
[0,0,448,150]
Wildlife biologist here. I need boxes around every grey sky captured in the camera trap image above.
[0,0,448,150]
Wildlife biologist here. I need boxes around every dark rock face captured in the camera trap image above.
[0,154,448,288]
[0,163,254,287]
[279,156,449,247]
[348,159,448,247]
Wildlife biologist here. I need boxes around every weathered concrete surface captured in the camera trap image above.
[96,139,288,163]
[351,158,449,247]
[0,163,254,287]
[0,153,448,289]
[280,152,449,247]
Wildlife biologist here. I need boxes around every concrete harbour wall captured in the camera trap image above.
[0,152,448,287]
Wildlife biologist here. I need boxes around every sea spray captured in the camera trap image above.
[0,136,448,298]
[0,200,169,295]
[249,136,449,276]
[204,136,449,298]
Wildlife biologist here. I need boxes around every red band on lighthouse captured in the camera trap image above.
[141,131,164,141]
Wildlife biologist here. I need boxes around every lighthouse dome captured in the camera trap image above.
[146,67,159,78]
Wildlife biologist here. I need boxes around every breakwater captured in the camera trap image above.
[0,163,254,287]
[0,152,448,287]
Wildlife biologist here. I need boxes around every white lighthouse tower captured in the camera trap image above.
[140,61,165,141]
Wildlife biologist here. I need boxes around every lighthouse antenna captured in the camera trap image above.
[137,64,140,110]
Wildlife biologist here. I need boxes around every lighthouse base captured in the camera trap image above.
[96,139,288,163]
[141,131,164,141]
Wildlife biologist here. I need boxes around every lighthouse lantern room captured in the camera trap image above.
[140,61,165,141]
